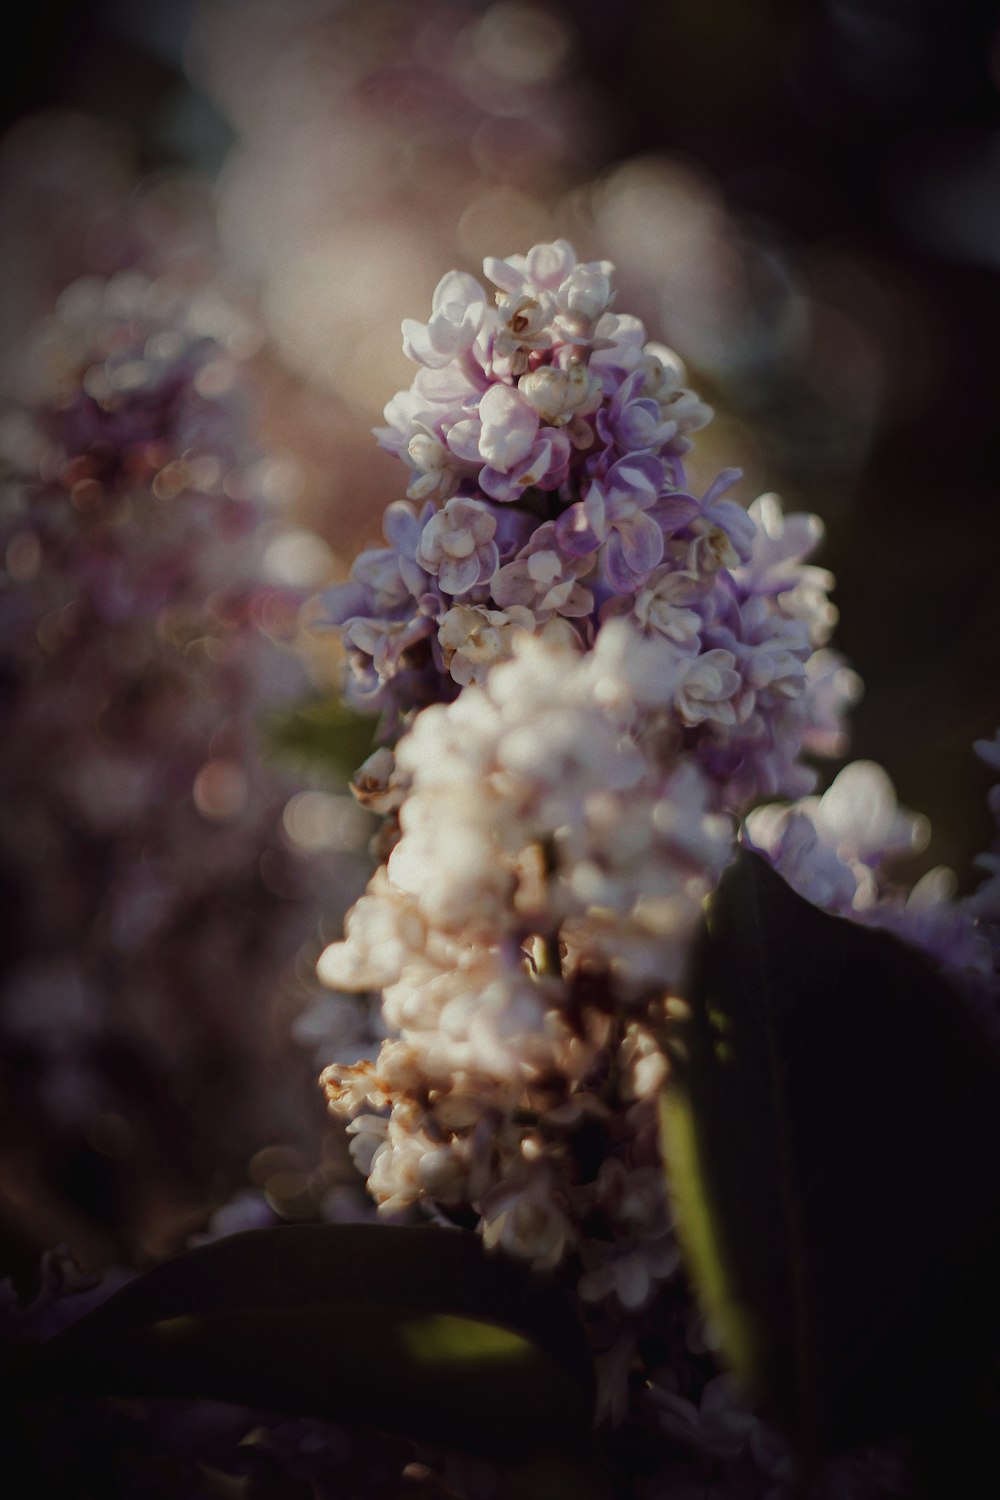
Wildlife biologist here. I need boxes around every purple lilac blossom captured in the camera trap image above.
[321,242,854,810]
[0,268,363,1253]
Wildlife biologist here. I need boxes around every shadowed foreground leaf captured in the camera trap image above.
[7,1223,599,1473]
[661,848,1000,1468]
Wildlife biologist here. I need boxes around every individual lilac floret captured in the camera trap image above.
[400,269,487,369]
[415,495,498,595]
[492,520,594,618]
[322,242,853,809]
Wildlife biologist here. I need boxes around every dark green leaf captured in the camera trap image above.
[661,848,1000,1459]
[9,1224,598,1466]
[264,696,378,782]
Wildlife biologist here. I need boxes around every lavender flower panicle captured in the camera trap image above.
[321,242,856,805]
[0,268,342,1244]
[312,244,872,1491]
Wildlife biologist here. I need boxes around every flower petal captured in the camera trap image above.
[477,385,539,471]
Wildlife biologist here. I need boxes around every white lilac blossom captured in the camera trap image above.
[319,627,733,1435]
[0,267,351,1244]
[323,242,855,806]
[745,761,994,990]
[325,627,731,1212]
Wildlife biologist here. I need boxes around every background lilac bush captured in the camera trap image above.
[0,131,375,1274]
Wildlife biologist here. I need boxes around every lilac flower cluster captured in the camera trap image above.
[746,760,994,996]
[312,242,874,1488]
[325,242,856,802]
[0,268,341,1249]
[321,627,732,1425]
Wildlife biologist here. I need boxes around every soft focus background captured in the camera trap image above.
[2,0,999,1282]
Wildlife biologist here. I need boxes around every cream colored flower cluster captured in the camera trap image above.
[320,623,732,1291]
